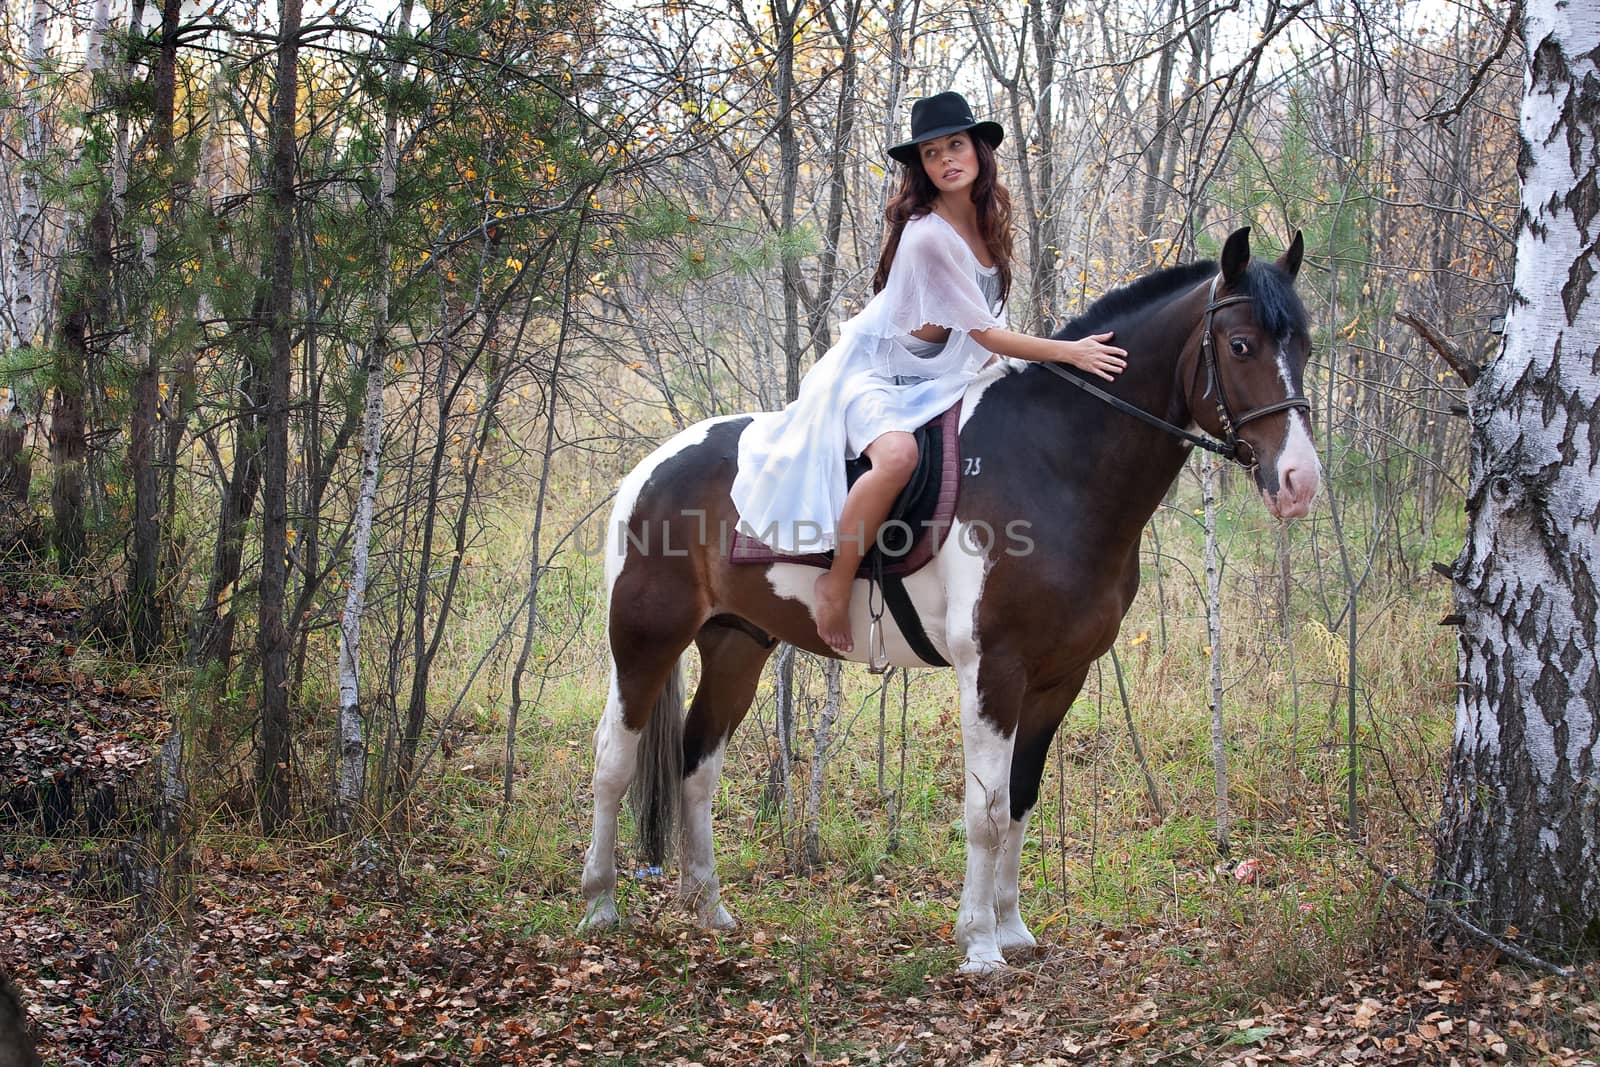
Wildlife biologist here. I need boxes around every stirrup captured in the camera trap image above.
[866,558,890,674]
[867,615,890,674]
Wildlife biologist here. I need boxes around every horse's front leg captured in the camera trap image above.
[678,738,735,929]
[994,671,1089,955]
[952,654,1023,974]
[994,813,1037,955]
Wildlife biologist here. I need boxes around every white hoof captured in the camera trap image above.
[958,950,1006,976]
[996,915,1038,955]
[682,882,738,931]
[577,899,619,932]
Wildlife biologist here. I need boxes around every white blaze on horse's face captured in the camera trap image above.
[1265,343,1321,520]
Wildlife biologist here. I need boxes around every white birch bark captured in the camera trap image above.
[0,43,16,358]
[111,6,134,219]
[0,45,11,329]
[86,0,114,74]
[1202,456,1230,855]
[335,0,415,832]
[1434,0,1600,951]
[8,0,50,360]
[38,0,113,275]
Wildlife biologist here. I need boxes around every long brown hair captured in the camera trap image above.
[871,136,1014,307]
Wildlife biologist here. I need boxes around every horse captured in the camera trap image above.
[577,227,1319,974]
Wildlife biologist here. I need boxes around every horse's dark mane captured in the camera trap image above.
[1048,258,1309,342]
[1051,261,1216,340]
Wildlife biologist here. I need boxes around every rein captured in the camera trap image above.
[1043,275,1311,470]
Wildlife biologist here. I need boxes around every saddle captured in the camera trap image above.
[727,400,962,669]
[728,399,962,578]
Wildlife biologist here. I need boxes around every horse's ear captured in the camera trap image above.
[1277,231,1304,279]
[1221,227,1251,283]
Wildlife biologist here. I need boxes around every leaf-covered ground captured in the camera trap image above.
[2,576,1597,1065]
[3,837,1597,1065]
[0,582,168,802]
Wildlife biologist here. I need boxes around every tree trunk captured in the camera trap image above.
[773,0,802,401]
[335,0,415,833]
[189,321,267,675]
[0,0,51,494]
[503,216,585,816]
[128,0,183,660]
[39,0,119,561]
[11,0,49,355]
[129,307,162,657]
[1137,0,1181,260]
[49,195,113,571]
[1024,0,1064,327]
[258,0,304,831]
[1433,0,1600,954]
[806,0,860,363]
[1202,456,1230,856]
[804,659,842,868]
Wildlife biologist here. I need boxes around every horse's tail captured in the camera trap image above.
[629,657,685,868]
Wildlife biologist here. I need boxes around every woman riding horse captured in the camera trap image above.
[731,92,1128,652]
[578,98,1320,974]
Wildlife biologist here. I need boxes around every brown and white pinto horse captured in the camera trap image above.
[578,228,1320,973]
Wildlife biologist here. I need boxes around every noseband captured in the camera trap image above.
[1044,274,1311,472]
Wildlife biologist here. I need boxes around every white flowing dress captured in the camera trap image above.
[731,212,1007,553]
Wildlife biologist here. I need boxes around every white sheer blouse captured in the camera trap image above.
[731,212,1006,553]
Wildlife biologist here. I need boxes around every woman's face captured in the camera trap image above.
[919,133,980,196]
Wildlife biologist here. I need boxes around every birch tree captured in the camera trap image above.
[10,0,49,357]
[1202,455,1229,855]
[334,0,416,834]
[1433,0,1600,953]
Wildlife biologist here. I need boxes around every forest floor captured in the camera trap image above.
[2,558,1598,1066]
[5,826,1597,1066]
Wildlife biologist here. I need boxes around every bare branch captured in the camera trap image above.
[1396,309,1481,386]
[1359,848,1574,979]
[1424,0,1522,126]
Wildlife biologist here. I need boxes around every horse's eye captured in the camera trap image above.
[1229,339,1249,358]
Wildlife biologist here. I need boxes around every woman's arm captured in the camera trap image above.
[970,327,1128,380]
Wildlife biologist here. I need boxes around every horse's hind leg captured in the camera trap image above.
[996,669,1089,955]
[579,587,702,931]
[679,619,775,929]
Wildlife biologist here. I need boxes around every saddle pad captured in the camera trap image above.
[728,399,963,579]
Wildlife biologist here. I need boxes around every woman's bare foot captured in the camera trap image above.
[813,571,854,652]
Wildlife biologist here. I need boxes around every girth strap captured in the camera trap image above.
[880,571,949,668]
[865,553,949,670]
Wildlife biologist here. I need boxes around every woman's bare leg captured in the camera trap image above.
[814,431,918,651]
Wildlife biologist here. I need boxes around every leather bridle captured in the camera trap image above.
[1044,274,1311,472]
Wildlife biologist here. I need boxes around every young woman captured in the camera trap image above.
[731,91,1127,652]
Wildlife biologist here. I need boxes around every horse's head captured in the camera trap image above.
[1185,227,1320,520]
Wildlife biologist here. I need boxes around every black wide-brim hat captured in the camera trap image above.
[886,91,1004,165]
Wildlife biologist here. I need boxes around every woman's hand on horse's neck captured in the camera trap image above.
[970,327,1129,382]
